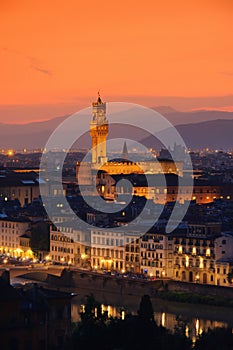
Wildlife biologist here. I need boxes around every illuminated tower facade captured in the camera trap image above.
[90,94,109,165]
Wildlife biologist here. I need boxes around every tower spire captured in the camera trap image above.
[97,90,102,104]
[122,141,129,160]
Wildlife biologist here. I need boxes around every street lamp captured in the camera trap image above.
[45,255,51,262]
[195,273,200,283]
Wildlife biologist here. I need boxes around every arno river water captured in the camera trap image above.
[71,291,233,343]
[12,276,233,343]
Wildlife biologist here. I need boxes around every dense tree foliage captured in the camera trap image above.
[30,222,50,257]
[194,327,233,350]
[138,294,154,322]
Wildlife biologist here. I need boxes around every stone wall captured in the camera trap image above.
[165,280,233,298]
[18,268,233,299]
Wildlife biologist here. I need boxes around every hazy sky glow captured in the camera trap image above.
[1,0,233,122]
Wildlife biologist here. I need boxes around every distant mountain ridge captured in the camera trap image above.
[176,119,233,149]
[152,107,233,126]
[141,119,233,150]
[0,108,232,149]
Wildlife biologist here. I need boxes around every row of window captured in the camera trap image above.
[92,258,124,269]
[0,243,18,248]
[92,247,124,259]
[175,246,214,256]
[125,246,140,253]
[1,235,19,241]
[51,245,74,254]
[175,260,215,269]
[92,231,124,237]
[142,235,164,241]
[125,255,140,262]
[1,222,19,228]
[141,252,163,259]
[141,243,163,250]
[1,229,20,234]
[92,237,124,246]
[51,235,73,243]
[216,266,228,274]
[56,227,73,233]
[51,255,74,263]
[175,239,214,246]
[141,260,164,268]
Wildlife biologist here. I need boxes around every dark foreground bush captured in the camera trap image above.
[194,327,233,350]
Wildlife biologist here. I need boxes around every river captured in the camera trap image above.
[12,276,233,342]
[71,291,233,343]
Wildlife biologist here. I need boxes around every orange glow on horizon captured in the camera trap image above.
[0,0,233,122]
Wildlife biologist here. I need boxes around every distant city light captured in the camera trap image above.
[7,149,14,156]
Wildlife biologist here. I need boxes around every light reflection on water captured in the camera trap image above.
[71,299,232,342]
[154,312,228,342]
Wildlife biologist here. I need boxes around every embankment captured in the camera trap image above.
[18,269,233,303]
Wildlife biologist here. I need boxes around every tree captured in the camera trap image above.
[138,294,154,322]
[227,271,233,284]
[30,222,50,258]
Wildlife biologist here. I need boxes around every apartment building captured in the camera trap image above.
[140,232,174,278]
[0,217,32,258]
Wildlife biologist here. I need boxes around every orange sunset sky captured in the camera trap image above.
[1,0,233,123]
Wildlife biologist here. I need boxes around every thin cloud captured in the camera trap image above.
[29,63,52,76]
[28,56,52,76]
[2,47,52,76]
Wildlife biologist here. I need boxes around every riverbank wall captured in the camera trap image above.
[18,268,233,299]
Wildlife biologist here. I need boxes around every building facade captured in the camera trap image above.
[50,225,90,267]
[0,217,33,258]
[0,171,41,206]
[140,232,174,278]
[90,228,125,271]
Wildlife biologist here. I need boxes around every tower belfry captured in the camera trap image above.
[90,93,109,165]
